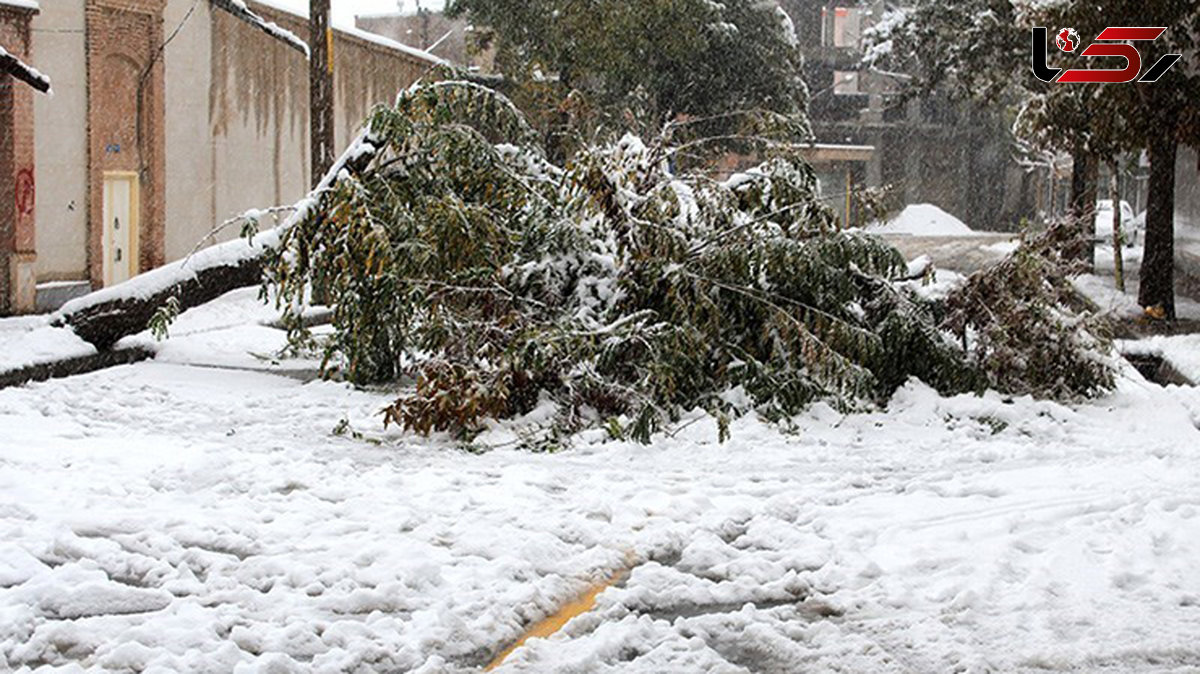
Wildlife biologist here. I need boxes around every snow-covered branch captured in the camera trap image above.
[210,0,310,59]
[0,45,50,94]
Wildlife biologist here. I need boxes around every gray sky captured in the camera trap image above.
[269,0,448,28]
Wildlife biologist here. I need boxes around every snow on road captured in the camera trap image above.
[3,292,1200,672]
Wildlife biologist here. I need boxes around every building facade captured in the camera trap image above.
[0,0,38,314]
[780,0,1039,231]
[4,0,440,315]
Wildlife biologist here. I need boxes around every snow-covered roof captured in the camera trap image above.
[0,0,39,11]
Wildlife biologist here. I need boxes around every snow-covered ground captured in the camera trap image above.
[0,315,96,373]
[3,291,1200,672]
[1077,243,1200,323]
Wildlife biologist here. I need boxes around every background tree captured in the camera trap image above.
[446,0,810,156]
[1036,0,1200,319]
[865,0,1100,266]
[868,0,1200,315]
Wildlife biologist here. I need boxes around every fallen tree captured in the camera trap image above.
[259,81,1115,446]
[54,81,1116,445]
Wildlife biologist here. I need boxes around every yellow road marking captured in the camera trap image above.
[485,554,635,671]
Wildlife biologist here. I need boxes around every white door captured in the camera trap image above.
[102,173,138,286]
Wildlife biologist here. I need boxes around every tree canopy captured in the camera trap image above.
[868,0,1200,316]
[446,0,810,149]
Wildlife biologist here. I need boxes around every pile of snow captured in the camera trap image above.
[0,315,96,373]
[869,203,977,236]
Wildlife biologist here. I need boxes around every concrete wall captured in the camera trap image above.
[162,0,215,264]
[162,0,435,262]
[31,0,88,281]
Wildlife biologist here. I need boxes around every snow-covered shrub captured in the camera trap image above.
[943,222,1116,399]
[262,82,1106,444]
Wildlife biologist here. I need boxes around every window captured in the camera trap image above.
[822,6,862,49]
[833,70,859,95]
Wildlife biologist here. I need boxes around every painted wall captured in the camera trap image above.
[162,0,215,264]
[31,0,88,281]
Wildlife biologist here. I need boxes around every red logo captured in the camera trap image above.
[1031,26,1181,84]
[1056,28,1079,52]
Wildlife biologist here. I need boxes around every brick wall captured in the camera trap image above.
[84,0,166,288]
[0,3,37,314]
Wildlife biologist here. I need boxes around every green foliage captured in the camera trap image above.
[943,223,1116,399]
[262,82,1111,445]
[447,0,809,153]
[148,295,181,341]
[864,0,1026,106]
[263,82,979,443]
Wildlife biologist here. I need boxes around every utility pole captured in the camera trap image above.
[310,0,335,187]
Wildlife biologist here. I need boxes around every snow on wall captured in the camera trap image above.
[243,0,444,66]
[337,23,447,67]
[215,0,310,58]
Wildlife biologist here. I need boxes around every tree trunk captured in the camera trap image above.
[1068,145,1097,271]
[1137,130,1178,319]
[58,257,264,350]
[57,131,381,350]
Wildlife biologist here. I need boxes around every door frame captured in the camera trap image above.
[101,171,140,286]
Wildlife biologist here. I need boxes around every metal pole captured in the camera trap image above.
[844,168,852,229]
